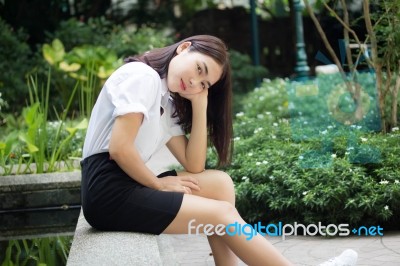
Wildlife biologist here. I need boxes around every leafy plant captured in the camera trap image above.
[0,69,87,175]
[1,236,72,266]
[42,39,122,117]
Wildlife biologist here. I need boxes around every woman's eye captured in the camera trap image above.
[201,82,206,89]
[197,64,202,74]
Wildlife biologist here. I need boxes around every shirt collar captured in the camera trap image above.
[160,78,170,108]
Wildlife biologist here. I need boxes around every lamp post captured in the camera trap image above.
[250,0,260,67]
[250,0,261,86]
[293,0,310,80]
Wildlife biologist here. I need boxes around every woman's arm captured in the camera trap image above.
[109,113,200,193]
[167,89,208,173]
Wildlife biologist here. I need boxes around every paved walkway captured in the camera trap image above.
[162,232,400,265]
[148,147,400,266]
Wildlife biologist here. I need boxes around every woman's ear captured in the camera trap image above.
[176,41,192,54]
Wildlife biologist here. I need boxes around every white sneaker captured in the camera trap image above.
[318,249,358,266]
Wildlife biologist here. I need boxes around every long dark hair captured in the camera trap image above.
[124,35,233,167]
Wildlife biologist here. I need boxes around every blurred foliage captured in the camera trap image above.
[0,18,36,113]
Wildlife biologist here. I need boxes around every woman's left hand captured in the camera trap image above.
[180,88,208,107]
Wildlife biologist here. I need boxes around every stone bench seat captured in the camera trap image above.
[67,210,172,265]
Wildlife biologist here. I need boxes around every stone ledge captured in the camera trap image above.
[67,210,163,266]
[0,171,81,210]
[0,171,81,193]
[0,171,81,237]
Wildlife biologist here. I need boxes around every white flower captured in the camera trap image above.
[271,135,276,139]
[394,180,399,184]
[256,162,262,166]
[236,112,244,117]
[254,127,263,134]
[234,137,241,141]
[392,127,399,132]
[265,111,271,115]
[361,137,368,142]
[257,114,264,119]
[379,179,389,185]
[273,122,278,127]
[303,121,308,125]
[299,155,304,160]
[321,130,328,135]
[248,152,253,157]
[302,191,308,196]
[269,176,275,180]
[345,152,350,155]
[262,160,268,164]
[384,205,389,211]
[331,154,337,158]
[327,125,333,129]
[347,147,354,150]
[242,176,248,180]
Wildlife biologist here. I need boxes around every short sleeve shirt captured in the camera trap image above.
[82,62,184,162]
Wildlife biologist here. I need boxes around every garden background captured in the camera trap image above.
[0,0,399,264]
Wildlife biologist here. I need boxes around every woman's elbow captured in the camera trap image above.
[184,163,205,174]
[109,145,129,161]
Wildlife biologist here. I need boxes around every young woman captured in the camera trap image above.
[81,35,357,266]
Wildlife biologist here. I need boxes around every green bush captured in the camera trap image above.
[0,18,35,112]
[208,75,400,230]
[107,26,174,58]
[46,17,174,58]
[229,50,269,113]
[230,50,268,94]
[45,17,114,51]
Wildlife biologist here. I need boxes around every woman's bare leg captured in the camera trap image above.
[179,170,238,265]
[163,170,291,266]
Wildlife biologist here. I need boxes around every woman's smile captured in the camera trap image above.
[180,79,187,91]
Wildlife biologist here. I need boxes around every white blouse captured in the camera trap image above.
[82,62,184,162]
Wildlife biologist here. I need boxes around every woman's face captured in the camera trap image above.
[167,42,223,96]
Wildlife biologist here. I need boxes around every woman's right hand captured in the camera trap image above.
[157,175,200,194]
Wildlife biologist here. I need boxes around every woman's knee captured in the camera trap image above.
[202,200,239,225]
[214,169,233,183]
[203,170,235,203]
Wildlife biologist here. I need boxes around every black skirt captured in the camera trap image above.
[81,152,183,234]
